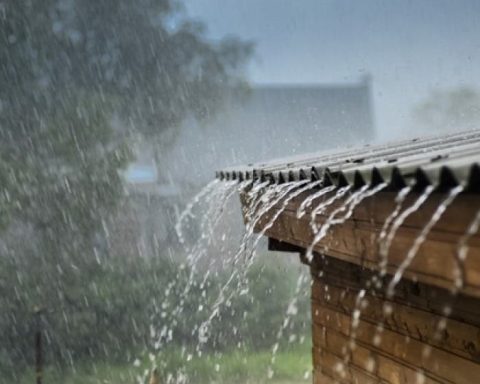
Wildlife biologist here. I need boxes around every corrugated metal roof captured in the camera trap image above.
[216,129,480,192]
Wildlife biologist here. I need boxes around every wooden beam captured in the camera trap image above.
[267,237,303,253]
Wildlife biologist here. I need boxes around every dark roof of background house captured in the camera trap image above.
[217,129,480,192]
[239,81,374,144]
[160,78,375,184]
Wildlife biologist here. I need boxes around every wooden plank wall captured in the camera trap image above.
[247,190,480,298]
[310,256,480,384]
[241,187,480,382]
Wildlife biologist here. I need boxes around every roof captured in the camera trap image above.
[216,129,480,192]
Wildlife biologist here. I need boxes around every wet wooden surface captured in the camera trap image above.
[311,257,480,384]
[242,189,480,298]
[239,187,480,383]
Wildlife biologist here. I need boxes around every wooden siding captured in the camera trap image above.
[245,190,480,298]
[310,257,480,384]
[240,188,480,383]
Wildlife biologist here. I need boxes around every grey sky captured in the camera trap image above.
[183,0,480,140]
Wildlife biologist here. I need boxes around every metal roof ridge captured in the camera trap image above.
[216,129,480,192]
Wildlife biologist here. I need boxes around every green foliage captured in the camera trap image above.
[152,343,311,384]
[17,344,312,384]
[0,255,310,379]
[0,1,253,378]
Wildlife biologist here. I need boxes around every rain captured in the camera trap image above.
[2,1,480,384]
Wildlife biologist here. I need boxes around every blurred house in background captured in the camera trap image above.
[122,77,375,254]
[164,76,375,184]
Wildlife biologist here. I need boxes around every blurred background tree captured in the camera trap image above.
[0,0,254,377]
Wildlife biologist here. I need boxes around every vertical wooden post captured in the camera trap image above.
[34,307,43,384]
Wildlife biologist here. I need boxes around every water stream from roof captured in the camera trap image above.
[149,180,238,358]
[201,181,309,335]
[377,186,413,277]
[386,185,464,298]
[338,185,465,377]
[418,205,480,369]
[245,180,311,261]
[296,185,336,219]
[453,207,480,293]
[196,181,301,351]
[309,185,352,234]
[148,179,272,384]
[172,180,243,325]
[338,185,413,369]
[165,174,479,383]
[305,183,388,262]
[178,179,319,380]
[175,179,220,245]
[339,185,436,368]
[378,185,435,277]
